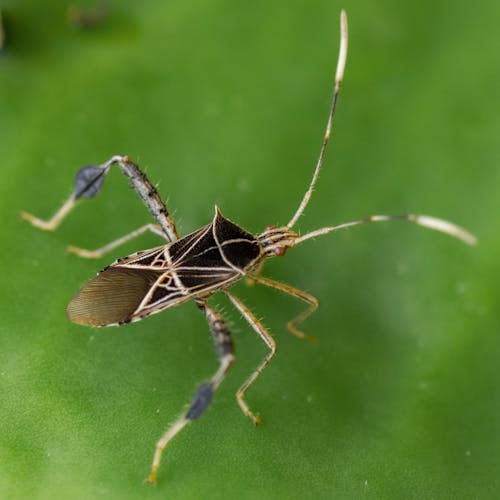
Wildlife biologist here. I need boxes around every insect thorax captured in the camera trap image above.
[167,207,264,273]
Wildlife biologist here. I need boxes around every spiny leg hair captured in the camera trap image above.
[249,275,319,342]
[223,290,276,426]
[21,155,179,243]
[146,299,234,484]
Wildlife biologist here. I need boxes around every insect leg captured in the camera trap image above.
[146,300,234,484]
[21,194,77,231]
[21,155,179,242]
[223,290,276,425]
[67,223,166,259]
[249,275,319,342]
[114,156,179,242]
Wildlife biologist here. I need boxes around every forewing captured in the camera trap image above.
[67,252,239,327]
[114,245,169,269]
[130,265,237,320]
[67,267,165,326]
[67,212,262,328]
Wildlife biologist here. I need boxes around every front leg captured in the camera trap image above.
[21,155,179,242]
[146,300,235,484]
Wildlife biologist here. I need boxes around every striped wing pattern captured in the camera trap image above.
[66,209,262,327]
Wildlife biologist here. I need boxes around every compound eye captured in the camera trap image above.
[274,247,287,257]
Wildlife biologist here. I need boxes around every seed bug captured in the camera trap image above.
[21,11,476,483]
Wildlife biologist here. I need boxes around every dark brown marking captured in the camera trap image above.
[213,209,261,269]
[150,286,170,305]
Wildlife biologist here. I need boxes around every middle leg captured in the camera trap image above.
[223,290,276,426]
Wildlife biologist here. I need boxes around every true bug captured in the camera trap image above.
[21,11,476,483]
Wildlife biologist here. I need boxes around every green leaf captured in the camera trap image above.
[1,1,499,498]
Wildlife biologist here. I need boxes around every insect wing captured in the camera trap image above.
[131,212,263,319]
[66,266,164,326]
[67,246,185,326]
[67,210,263,327]
[134,223,242,318]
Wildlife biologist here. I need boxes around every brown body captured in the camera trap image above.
[67,208,264,326]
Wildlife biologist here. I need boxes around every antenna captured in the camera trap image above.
[287,10,348,229]
[294,214,477,246]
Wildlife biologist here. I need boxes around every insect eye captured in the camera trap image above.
[274,247,287,257]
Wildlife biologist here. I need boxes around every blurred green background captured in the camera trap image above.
[1,0,499,498]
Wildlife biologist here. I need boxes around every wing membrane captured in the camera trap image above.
[67,267,162,326]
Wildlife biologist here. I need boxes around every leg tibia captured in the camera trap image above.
[249,275,319,342]
[223,290,276,425]
[146,301,234,484]
[67,223,166,259]
[22,155,179,242]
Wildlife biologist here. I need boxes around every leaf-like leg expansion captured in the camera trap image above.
[249,275,319,342]
[146,300,234,484]
[21,155,179,242]
[223,290,276,425]
[21,162,112,231]
[67,223,167,259]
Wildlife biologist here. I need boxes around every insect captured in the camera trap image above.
[21,11,476,483]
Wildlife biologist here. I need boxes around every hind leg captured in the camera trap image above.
[146,300,234,484]
[22,155,179,242]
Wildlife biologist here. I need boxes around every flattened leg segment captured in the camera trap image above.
[146,300,234,484]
